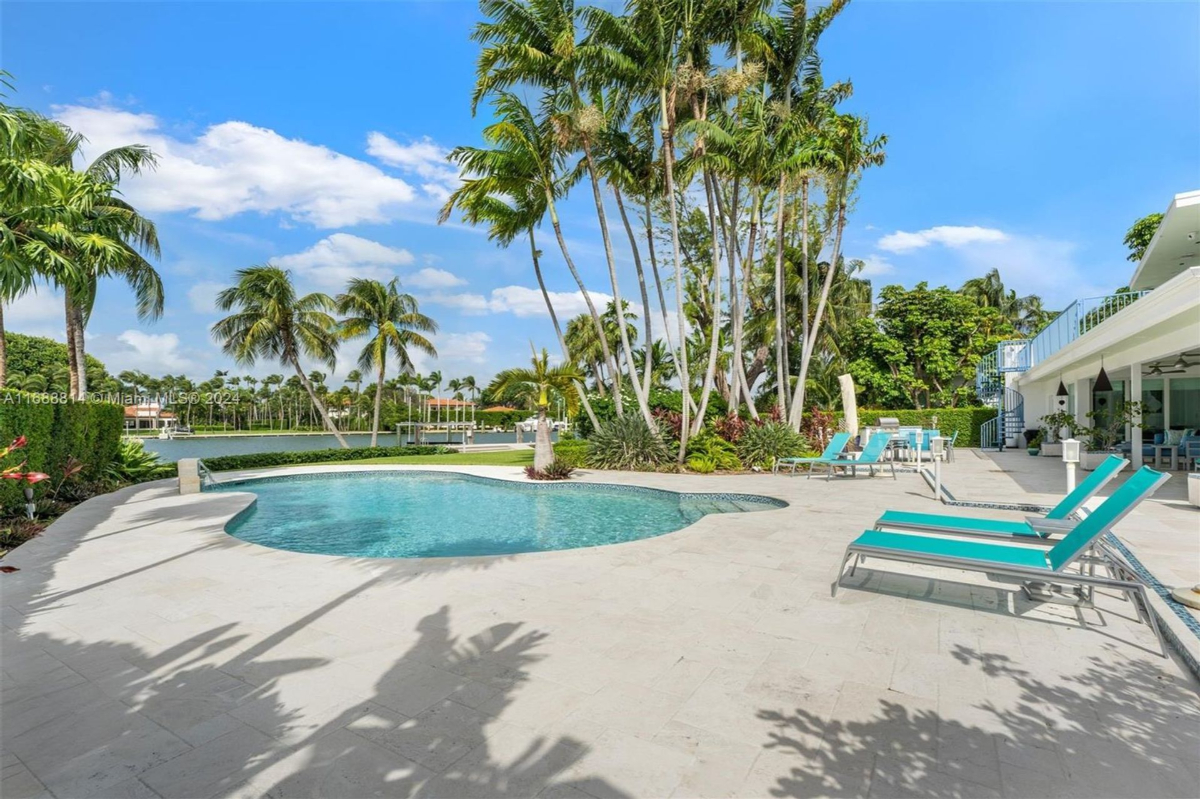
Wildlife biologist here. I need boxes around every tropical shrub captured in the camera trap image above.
[712,413,749,443]
[800,407,838,450]
[524,461,575,481]
[107,438,165,482]
[736,422,809,469]
[686,432,742,472]
[552,439,589,469]
[0,517,45,553]
[586,416,670,471]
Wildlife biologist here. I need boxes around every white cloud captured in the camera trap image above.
[52,105,430,228]
[877,225,1008,253]
[187,281,225,314]
[409,331,491,375]
[423,285,615,319]
[3,287,65,340]
[271,233,415,289]
[857,256,895,277]
[96,330,200,374]
[406,267,466,290]
[366,133,459,202]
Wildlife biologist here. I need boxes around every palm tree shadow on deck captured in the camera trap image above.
[3,480,627,797]
[753,644,1200,798]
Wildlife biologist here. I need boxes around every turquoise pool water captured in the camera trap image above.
[214,471,785,558]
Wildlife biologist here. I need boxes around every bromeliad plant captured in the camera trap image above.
[0,437,50,519]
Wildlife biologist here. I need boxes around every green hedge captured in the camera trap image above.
[552,440,589,469]
[0,389,124,509]
[197,444,455,473]
[836,408,994,448]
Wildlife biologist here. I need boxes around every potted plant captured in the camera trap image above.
[1038,411,1083,458]
[1026,431,1042,456]
[1081,401,1143,470]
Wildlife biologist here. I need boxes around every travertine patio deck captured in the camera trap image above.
[2,453,1198,798]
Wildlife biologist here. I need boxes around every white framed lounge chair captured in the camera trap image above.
[834,465,1171,657]
[872,454,1128,541]
[774,432,852,474]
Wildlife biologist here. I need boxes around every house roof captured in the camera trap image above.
[426,397,475,407]
[124,405,176,419]
[1130,190,1200,291]
[482,405,518,412]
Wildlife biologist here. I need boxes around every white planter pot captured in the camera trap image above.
[1188,474,1200,508]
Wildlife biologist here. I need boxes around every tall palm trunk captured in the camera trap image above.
[789,186,847,428]
[772,172,789,416]
[530,228,600,431]
[613,185,654,398]
[292,359,348,447]
[545,195,624,415]
[72,302,88,398]
[580,141,655,427]
[64,291,79,399]
[371,359,386,447]
[643,195,676,361]
[661,87,692,462]
[690,169,724,435]
[533,404,553,471]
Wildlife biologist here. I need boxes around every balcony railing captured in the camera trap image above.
[1023,290,1150,371]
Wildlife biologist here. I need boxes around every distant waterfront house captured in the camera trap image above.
[123,402,177,432]
[977,189,1200,464]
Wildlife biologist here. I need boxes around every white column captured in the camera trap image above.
[1130,362,1143,468]
[1075,377,1091,430]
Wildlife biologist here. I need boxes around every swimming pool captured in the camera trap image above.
[213,471,786,558]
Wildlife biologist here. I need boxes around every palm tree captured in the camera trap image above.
[444,98,604,429]
[32,121,165,399]
[445,91,619,418]
[337,277,437,447]
[211,265,348,447]
[461,375,479,425]
[346,369,363,430]
[788,113,886,427]
[470,0,657,426]
[488,346,584,470]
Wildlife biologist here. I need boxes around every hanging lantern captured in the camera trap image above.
[1094,356,1113,393]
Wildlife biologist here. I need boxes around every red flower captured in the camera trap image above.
[23,473,50,484]
[10,436,27,450]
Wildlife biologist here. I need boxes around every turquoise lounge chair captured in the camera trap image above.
[873,454,1128,540]
[835,465,1171,656]
[809,432,895,481]
[774,432,851,474]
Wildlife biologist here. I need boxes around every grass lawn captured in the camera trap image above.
[306,449,534,467]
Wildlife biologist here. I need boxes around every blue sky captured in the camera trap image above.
[3,0,1197,386]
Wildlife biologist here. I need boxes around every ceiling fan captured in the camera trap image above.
[1143,351,1200,376]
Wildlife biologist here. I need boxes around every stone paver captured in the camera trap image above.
[2,458,1198,798]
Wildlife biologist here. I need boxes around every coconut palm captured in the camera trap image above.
[337,277,437,447]
[25,119,165,398]
[488,346,584,470]
[211,265,348,447]
[440,93,601,428]
[470,0,657,426]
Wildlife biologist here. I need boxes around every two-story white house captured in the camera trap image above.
[977,189,1200,468]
